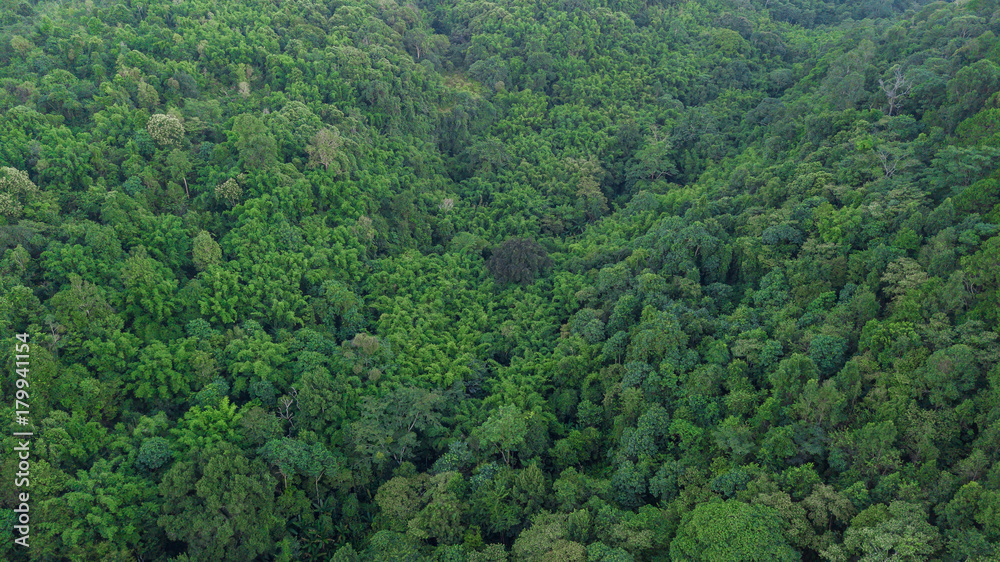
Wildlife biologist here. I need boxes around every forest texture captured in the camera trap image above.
[1,0,1000,560]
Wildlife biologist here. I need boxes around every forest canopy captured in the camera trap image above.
[1,0,1000,560]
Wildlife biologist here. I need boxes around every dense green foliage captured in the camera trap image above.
[1,0,1000,559]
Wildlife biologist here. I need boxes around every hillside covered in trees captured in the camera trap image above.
[2,0,1000,559]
